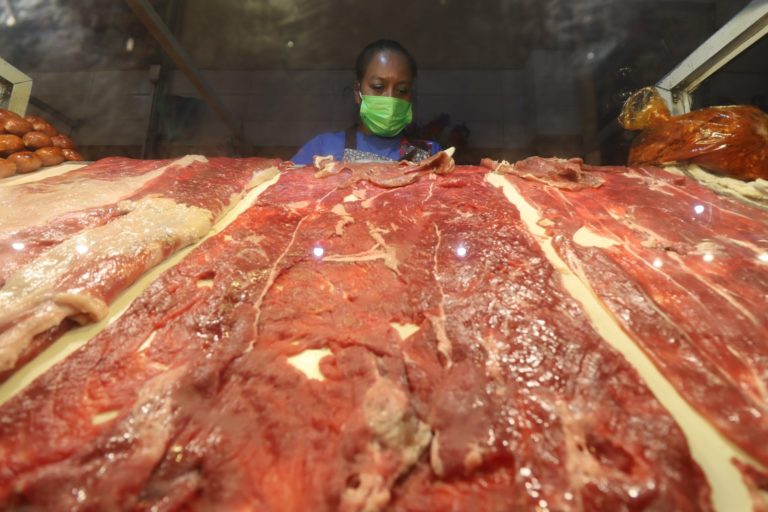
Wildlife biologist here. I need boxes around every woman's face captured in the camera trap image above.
[355,50,414,104]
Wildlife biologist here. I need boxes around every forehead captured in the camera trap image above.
[363,50,413,81]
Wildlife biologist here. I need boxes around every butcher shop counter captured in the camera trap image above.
[0,157,765,511]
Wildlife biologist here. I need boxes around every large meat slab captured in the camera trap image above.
[0,163,711,511]
[0,156,279,381]
[488,157,768,468]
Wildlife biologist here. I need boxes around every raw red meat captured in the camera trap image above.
[0,156,280,381]
[0,165,711,510]
[313,148,455,188]
[487,156,768,466]
[0,155,278,285]
[0,157,175,284]
[481,156,604,190]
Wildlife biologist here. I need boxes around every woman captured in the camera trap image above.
[291,40,441,165]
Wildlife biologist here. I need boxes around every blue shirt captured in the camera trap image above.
[291,130,441,165]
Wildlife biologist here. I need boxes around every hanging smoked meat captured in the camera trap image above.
[620,87,768,181]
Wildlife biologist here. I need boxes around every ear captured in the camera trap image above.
[354,80,362,105]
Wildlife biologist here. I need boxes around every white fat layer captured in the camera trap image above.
[657,165,761,222]
[389,322,419,340]
[428,224,452,366]
[0,197,212,373]
[0,162,86,187]
[675,164,768,204]
[430,433,444,477]
[138,331,158,352]
[331,204,349,216]
[321,222,400,274]
[91,410,119,425]
[572,226,619,248]
[0,165,281,406]
[0,155,206,233]
[286,348,331,381]
[486,173,752,512]
[332,203,355,236]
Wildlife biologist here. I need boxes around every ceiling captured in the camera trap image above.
[0,0,756,74]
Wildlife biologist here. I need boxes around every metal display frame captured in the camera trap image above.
[125,0,247,155]
[656,0,768,114]
[0,57,32,116]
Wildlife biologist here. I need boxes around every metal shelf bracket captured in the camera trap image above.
[656,0,768,114]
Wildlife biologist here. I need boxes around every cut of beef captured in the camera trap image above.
[0,157,177,284]
[0,164,711,511]
[487,156,768,468]
[313,148,455,188]
[0,156,279,380]
[482,156,605,190]
[0,155,278,284]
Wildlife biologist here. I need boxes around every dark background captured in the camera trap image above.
[1,0,765,164]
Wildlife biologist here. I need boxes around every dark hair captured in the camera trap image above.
[355,39,418,81]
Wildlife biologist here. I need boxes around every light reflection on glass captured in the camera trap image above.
[312,246,324,258]
[702,253,714,263]
[652,258,663,268]
[456,244,468,258]
[76,244,89,255]
[759,253,768,263]
[693,204,705,215]
[11,242,25,251]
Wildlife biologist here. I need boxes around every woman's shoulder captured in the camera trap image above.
[302,130,346,151]
[312,129,346,145]
[291,129,346,165]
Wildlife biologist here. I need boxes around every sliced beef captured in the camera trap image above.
[0,165,710,511]
[497,157,768,467]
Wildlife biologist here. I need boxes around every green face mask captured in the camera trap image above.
[359,94,413,137]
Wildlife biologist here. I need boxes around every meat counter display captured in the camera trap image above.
[0,153,765,511]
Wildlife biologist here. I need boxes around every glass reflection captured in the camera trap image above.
[312,246,324,258]
[75,244,89,255]
[693,204,705,215]
[652,257,663,268]
[11,242,24,251]
[456,244,468,258]
[702,253,714,263]
[758,253,768,263]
